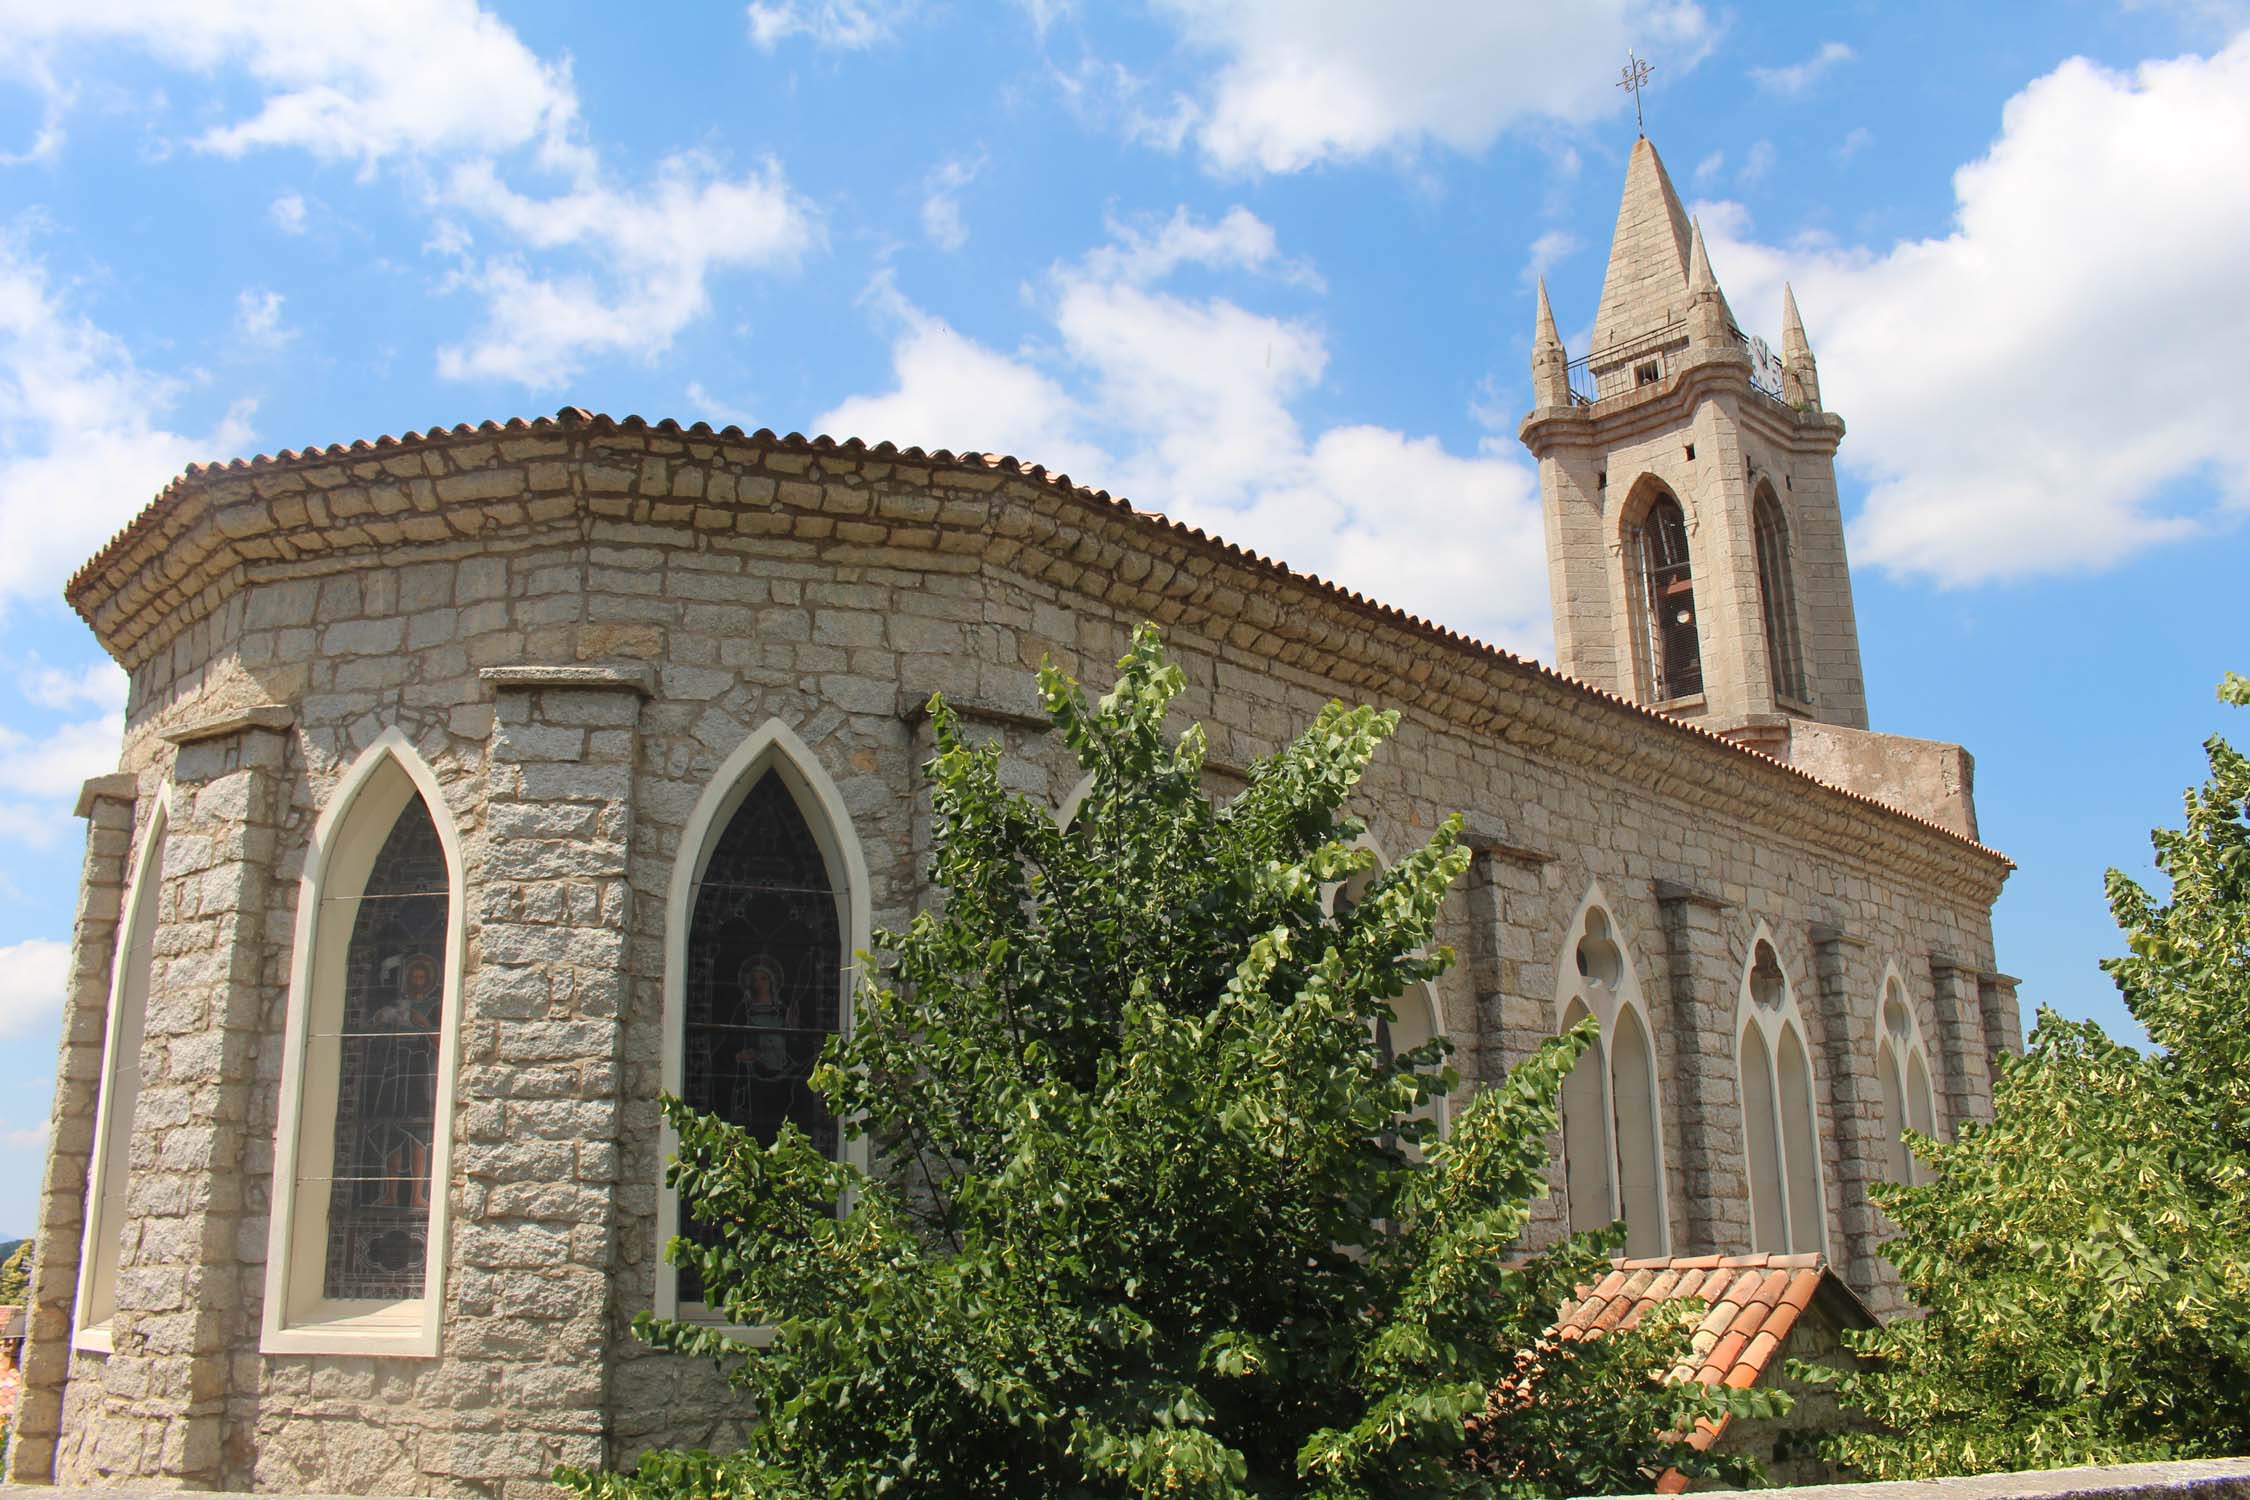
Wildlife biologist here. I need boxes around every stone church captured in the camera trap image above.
[11,136,2017,1495]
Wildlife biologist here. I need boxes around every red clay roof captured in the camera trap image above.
[1555,1253,1872,1491]
[63,407,2012,870]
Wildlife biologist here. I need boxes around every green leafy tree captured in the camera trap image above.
[1811,674,2250,1477]
[565,626,1776,1500]
[0,1240,28,1305]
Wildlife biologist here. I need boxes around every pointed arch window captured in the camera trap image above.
[1876,974,1940,1187]
[1634,493,1703,702]
[265,737,463,1356]
[1737,936,1826,1255]
[1555,899,1668,1257]
[1754,487,1807,703]
[661,723,868,1322]
[679,772,842,1303]
[74,798,168,1353]
[1329,854,1449,1138]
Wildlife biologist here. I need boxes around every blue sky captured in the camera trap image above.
[0,0,2246,1238]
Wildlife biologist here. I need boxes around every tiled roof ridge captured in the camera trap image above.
[65,405,2012,870]
[1548,1250,1872,1488]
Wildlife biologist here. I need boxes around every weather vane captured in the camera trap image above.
[1618,50,1653,136]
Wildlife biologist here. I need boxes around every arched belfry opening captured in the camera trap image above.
[1627,487,1703,705]
[1754,485,1807,705]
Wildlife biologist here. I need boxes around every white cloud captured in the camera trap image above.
[16,657,124,713]
[433,151,816,388]
[2122,0,2250,34]
[0,55,68,167]
[0,656,119,844]
[1016,0,1070,37]
[3,3,819,391]
[0,235,255,612]
[1146,0,1712,172]
[0,715,116,795]
[921,154,983,253]
[234,286,294,348]
[1693,149,1725,184]
[1524,229,1579,285]
[0,1124,48,1152]
[1750,40,1854,97]
[1700,33,2250,584]
[746,0,920,49]
[819,275,1111,479]
[0,0,581,169]
[1079,204,1320,288]
[816,212,1552,655]
[684,380,761,433]
[1836,126,1873,162]
[921,195,967,253]
[0,939,67,1036]
[1736,139,1776,184]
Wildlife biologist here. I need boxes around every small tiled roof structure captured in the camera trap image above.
[1555,1252,1876,1492]
[0,1303,23,1428]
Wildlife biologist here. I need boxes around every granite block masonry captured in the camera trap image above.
[16,131,2016,1497]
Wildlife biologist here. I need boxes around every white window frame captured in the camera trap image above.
[1553,883,1670,1256]
[1735,923,1828,1257]
[1321,834,1450,1138]
[262,730,465,1357]
[1875,964,1940,1186]
[1056,771,1095,831]
[73,788,171,1354]
[656,718,873,1330]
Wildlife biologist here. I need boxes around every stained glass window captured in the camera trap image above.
[680,770,842,1302]
[322,794,448,1302]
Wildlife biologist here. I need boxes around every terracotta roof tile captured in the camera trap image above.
[1701,1328,1750,1380]
[62,408,2014,870]
[1547,1252,1874,1484]
[1732,1298,1775,1345]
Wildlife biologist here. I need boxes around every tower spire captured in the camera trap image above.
[1532,277,1570,408]
[1780,282,1821,409]
[1686,217,1716,292]
[1684,216,1736,347]
[1522,140,1867,737]
[1589,137,1695,354]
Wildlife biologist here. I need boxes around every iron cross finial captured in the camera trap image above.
[1618,50,1653,137]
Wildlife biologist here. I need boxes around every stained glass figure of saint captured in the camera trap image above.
[679,771,842,1302]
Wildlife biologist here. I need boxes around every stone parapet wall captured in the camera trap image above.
[1781,720,1979,844]
[67,412,1999,899]
[1670,1457,2250,1500]
[8,1456,2250,1500]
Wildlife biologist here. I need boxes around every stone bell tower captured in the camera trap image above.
[1522,136,1869,742]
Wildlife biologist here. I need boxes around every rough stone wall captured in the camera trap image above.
[24,419,2013,1494]
[1783,721,1977,843]
[1709,1299,1870,1488]
[7,780,137,1485]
